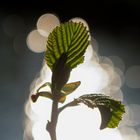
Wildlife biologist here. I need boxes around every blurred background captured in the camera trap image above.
[0,0,140,140]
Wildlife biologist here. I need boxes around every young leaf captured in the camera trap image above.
[45,21,89,93]
[76,94,125,129]
[31,91,67,103]
[59,94,125,130]
[61,81,81,95]
[58,96,67,103]
[45,21,89,70]
[55,81,81,103]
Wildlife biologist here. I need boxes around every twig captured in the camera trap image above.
[47,98,58,140]
[58,99,79,114]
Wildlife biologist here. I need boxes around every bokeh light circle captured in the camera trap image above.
[37,13,60,37]
[26,30,47,53]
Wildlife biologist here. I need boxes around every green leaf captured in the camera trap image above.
[68,94,125,129]
[78,94,125,129]
[45,21,89,70]
[61,81,81,95]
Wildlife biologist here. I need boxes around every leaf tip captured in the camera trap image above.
[31,94,39,103]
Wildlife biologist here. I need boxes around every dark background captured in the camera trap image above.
[0,0,140,139]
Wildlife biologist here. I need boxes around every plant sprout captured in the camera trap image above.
[31,21,125,140]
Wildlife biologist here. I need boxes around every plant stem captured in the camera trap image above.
[58,99,79,114]
[47,98,59,140]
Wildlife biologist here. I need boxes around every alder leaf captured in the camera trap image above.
[45,21,89,92]
[45,21,89,70]
[61,94,125,129]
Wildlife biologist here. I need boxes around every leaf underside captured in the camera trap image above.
[61,81,81,95]
[58,81,81,103]
[45,21,89,70]
[74,94,125,129]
